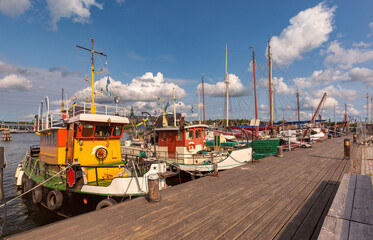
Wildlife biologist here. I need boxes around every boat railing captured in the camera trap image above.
[37,102,127,132]
[24,154,162,188]
[70,102,126,117]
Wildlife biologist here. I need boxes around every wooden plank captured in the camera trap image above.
[318,216,349,240]
[351,175,373,225]
[7,136,350,240]
[349,221,373,240]
[327,174,356,220]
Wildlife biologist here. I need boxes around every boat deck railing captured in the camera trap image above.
[24,153,162,189]
[36,102,126,132]
[121,147,227,165]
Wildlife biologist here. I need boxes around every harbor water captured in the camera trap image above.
[0,133,64,238]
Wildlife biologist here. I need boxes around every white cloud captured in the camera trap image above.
[0,0,31,17]
[197,73,249,97]
[368,22,373,37]
[325,41,373,69]
[346,103,360,116]
[258,76,295,95]
[303,94,337,110]
[270,3,335,66]
[349,67,373,87]
[75,72,187,103]
[293,69,348,89]
[352,41,370,48]
[313,85,358,101]
[0,74,32,91]
[46,0,103,31]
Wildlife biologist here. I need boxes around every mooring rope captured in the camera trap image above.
[0,164,72,209]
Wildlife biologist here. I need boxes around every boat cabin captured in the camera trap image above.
[155,124,208,160]
[37,112,129,183]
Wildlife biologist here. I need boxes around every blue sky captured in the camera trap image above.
[0,0,373,123]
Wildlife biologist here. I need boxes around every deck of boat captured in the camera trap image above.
[8,136,356,240]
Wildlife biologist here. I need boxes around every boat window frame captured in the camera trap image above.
[76,122,124,139]
[186,130,194,140]
[195,129,201,139]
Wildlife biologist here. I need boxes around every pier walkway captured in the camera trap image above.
[9,136,356,240]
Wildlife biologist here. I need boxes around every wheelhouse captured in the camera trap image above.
[155,124,208,160]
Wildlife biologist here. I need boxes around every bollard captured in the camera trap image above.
[344,138,350,160]
[277,146,283,158]
[353,134,357,144]
[147,174,161,203]
[213,161,218,175]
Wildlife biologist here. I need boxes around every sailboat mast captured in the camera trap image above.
[268,39,273,127]
[173,87,176,126]
[225,45,229,127]
[250,47,258,119]
[296,88,300,123]
[202,74,205,124]
[198,88,201,124]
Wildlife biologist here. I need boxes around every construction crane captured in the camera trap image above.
[303,93,327,138]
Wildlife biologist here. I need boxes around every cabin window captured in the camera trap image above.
[195,129,201,139]
[177,131,182,141]
[113,125,123,136]
[52,132,56,144]
[94,125,112,137]
[82,124,94,137]
[162,132,166,142]
[186,130,194,140]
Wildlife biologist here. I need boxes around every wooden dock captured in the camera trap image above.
[8,136,356,240]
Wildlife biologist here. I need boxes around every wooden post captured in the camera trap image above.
[344,138,350,160]
[277,146,283,158]
[0,147,4,202]
[147,174,161,203]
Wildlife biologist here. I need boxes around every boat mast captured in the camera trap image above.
[76,38,107,114]
[61,88,64,111]
[198,88,201,124]
[173,88,176,126]
[202,74,205,124]
[367,93,370,122]
[225,45,229,127]
[268,39,273,127]
[250,47,258,119]
[296,88,300,124]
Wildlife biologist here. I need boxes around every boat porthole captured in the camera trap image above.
[96,198,117,210]
[46,190,63,210]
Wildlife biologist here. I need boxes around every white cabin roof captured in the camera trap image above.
[68,114,129,124]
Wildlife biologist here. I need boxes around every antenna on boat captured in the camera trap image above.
[76,38,107,114]
[173,88,176,126]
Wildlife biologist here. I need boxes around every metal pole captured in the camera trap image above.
[202,74,205,124]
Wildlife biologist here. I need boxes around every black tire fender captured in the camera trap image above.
[24,178,34,193]
[32,186,43,204]
[46,190,63,210]
[96,198,117,210]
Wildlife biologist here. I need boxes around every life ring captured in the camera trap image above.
[96,198,117,210]
[32,186,43,204]
[202,141,207,148]
[187,142,195,152]
[46,190,63,210]
[95,147,108,161]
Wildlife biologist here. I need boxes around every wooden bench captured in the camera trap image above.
[318,174,373,240]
